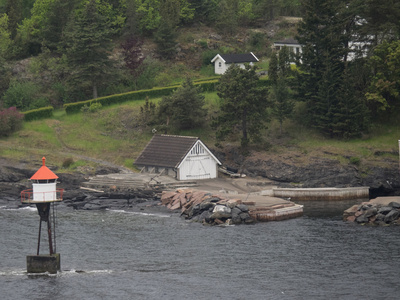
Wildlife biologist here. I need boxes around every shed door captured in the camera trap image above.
[179,156,216,180]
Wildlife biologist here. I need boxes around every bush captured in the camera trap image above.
[62,157,74,168]
[2,81,41,111]
[202,49,219,66]
[0,107,24,137]
[23,106,54,121]
[350,157,361,166]
[81,102,102,113]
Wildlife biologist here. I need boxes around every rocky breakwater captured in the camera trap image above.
[161,189,254,225]
[343,198,400,225]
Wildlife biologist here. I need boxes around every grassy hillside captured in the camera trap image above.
[1,92,399,176]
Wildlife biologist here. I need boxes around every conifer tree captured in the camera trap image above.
[62,0,114,100]
[158,78,207,130]
[296,0,368,138]
[213,64,269,148]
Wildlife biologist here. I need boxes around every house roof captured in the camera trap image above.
[135,135,200,168]
[274,38,300,45]
[211,52,259,64]
[30,157,58,180]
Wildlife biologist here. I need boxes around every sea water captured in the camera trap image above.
[0,200,399,300]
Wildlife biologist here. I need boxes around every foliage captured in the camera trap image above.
[121,34,145,78]
[2,81,49,111]
[271,77,293,134]
[295,0,369,138]
[23,106,54,121]
[62,0,117,99]
[0,106,24,136]
[139,97,156,126]
[134,0,194,33]
[213,64,269,148]
[157,77,207,130]
[215,0,238,35]
[81,101,102,113]
[365,40,400,116]
[64,85,179,114]
[0,13,12,58]
[154,21,177,59]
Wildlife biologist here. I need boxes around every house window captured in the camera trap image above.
[218,62,222,68]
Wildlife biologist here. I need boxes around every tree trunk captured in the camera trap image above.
[93,83,98,99]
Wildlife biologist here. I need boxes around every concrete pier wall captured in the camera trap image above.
[273,187,369,201]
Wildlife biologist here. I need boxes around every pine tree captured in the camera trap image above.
[213,64,269,148]
[158,77,207,130]
[154,20,177,59]
[62,0,114,100]
[296,0,368,138]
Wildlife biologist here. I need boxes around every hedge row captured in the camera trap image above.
[63,80,220,114]
[23,106,54,121]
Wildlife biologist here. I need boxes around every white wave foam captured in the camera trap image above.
[106,209,170,218]
[2,206,37,211]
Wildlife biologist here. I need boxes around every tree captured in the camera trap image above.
[365,40,400,118]
[215,0,238,35]
[154,20,177,59]
[213,64,269,148]
[5,0,23,39]
[157,77,207,130]
[271,77,294,135]
[62,0,115,100]
[121,34,145,78]
[0,14,12,95]
[188,0,218,24]
[295,0,368,138]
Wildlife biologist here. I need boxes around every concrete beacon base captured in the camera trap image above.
[27,253,60,274]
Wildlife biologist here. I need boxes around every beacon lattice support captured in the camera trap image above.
[21,157,63,274]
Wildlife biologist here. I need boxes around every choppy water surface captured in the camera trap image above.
[1,200,399,300]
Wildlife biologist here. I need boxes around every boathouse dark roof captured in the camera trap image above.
[135,135,199,168]
[219,53,259,63]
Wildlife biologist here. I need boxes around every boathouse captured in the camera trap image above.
[134,135,221,181]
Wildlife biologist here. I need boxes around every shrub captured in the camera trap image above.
[23,106,54,121]
[202,49,219,66]
[0,107,24,137]
[350,157,361,166]
[2,81,41,111]
[81,102,102,113]
[62,157,74,168]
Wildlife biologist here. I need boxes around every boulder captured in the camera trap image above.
[389,202,400,209]
[384,210,400,223]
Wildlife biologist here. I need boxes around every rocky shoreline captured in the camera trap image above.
[1,155,400,225]
[343,198,400,225]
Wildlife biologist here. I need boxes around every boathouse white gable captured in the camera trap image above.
[177,140,220,180]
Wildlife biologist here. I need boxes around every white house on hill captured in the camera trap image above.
[273,38,303,56]
[134,135,221,181]
[211,52,259,74]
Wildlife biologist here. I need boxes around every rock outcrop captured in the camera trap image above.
[343,200,400,225]
[160,189,254,225]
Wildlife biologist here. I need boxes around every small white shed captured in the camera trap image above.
[211,52,259,74]
[134,135,221,181]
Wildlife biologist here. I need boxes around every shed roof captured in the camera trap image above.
[211,52,259,64]
[135,135,200,168]
[30,157,58,180]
